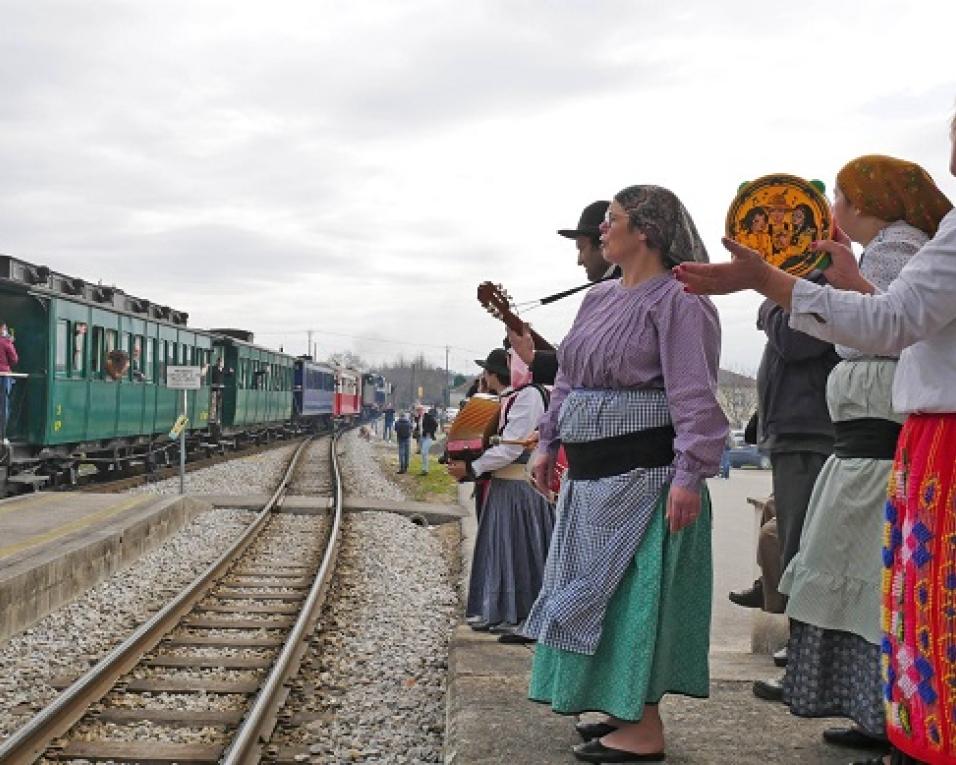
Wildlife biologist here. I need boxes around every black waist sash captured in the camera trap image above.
[563,424,676,480]
[833,418,902,460]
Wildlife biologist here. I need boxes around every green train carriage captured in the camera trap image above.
[209,328,294,433]
[0,256,216,488]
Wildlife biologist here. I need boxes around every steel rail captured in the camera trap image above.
[222,430,345,765]
[0,436,315,765]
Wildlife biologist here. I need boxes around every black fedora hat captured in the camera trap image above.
[557,200,610,239]
[474,348,509,379]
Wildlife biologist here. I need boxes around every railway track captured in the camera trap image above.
[0,432,345,765]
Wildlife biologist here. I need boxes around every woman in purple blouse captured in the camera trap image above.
[522,185,728,763]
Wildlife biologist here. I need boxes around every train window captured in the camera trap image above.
[105,329,117,354]
[158,340,167,381]
[73,323,87,376]
[55,320,69,375]
[131,336,144,382]
[144,338,154,382]
[91,327,104,374]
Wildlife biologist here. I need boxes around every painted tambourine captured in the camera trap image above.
[726,174,833,277]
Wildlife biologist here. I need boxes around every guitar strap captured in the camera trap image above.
[538,273,617,305]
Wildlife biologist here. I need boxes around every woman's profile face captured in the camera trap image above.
[832,186,862,244]
[792,208,805,228]
[599,201,643,265]
[752,212,767,232]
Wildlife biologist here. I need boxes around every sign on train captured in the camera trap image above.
[166,365,202,390]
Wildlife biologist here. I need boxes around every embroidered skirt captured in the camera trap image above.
[883,413,956,764]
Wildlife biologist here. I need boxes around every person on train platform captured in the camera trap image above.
[522,185,727,763]
[748,257,840,702]
[674,110,956,765]
[446,347,555,644]
[394,411,412,474]
[383,406,395,442]
[419,407,439,475]
[507,200,614,385]
[772,156,951,760]
[0,320,19,428]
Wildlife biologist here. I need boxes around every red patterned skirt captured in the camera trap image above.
[883,414,956,764]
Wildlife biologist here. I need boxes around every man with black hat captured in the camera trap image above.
[507,200,617,385]
[447,348,554,643]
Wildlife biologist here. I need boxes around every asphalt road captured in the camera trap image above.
[707,467,774,652]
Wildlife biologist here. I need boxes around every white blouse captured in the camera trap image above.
[836,220,926,360]
[789,208,956,414]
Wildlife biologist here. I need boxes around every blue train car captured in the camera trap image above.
[294,357,335,430]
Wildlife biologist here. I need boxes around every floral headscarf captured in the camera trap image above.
[614,185,709,265]
[836,155,953,236]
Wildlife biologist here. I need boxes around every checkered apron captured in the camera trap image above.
[523,388,673,655]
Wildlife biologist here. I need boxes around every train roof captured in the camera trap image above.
[0,254,190,327]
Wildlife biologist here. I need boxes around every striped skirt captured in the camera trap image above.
[882,414,956,764]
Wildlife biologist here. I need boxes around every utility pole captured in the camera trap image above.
[409,361,416,410]
[445,345,450,408]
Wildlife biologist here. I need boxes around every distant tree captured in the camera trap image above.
[326,350,367,370]
[717,366,759,429]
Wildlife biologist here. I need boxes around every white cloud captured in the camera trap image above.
[1,0,954,375]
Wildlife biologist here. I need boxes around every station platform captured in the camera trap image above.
[0,491,210,641]
[444,479,877,765]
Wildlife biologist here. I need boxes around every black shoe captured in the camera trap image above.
[575,721,618,742]
[752,677,784,702]
[497,632,535,645]
[468,620,493,632]
[572,739,665,763]
[773,647,788,668]
[488,622,520,635]
[822,727,889,751]
[728,579,764,608]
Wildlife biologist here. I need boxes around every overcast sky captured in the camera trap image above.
[3,1,955,376]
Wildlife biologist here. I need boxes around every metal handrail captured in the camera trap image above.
[0,437,313,765]
[222,430,345,765]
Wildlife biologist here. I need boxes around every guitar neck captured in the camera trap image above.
[498,312,554,352]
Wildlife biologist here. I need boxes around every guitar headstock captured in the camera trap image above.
[477,281,513,322]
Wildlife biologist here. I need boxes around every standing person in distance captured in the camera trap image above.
[420,407,439,475]
[394,411,412,474]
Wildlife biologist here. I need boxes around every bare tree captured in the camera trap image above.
[717,366,758,429]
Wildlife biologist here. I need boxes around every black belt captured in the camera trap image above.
[564,425,675,480]
[833,418,901,460]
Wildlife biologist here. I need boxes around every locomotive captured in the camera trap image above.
[0,255,391,494]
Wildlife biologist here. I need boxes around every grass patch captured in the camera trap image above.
[376,441,459,503]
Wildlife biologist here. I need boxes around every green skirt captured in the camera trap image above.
[528,488,712,721]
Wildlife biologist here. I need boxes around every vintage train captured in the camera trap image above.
[0,255,391,493]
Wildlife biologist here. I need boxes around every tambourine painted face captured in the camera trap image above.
[726,174,832,277]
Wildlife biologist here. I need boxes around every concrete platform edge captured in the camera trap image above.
[0,495,211,642]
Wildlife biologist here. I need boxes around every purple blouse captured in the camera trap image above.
[537,273,728,490]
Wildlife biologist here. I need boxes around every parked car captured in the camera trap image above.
[727,441,771,469]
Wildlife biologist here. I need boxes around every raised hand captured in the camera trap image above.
[811,237,874,294]
[673,237,772,295]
